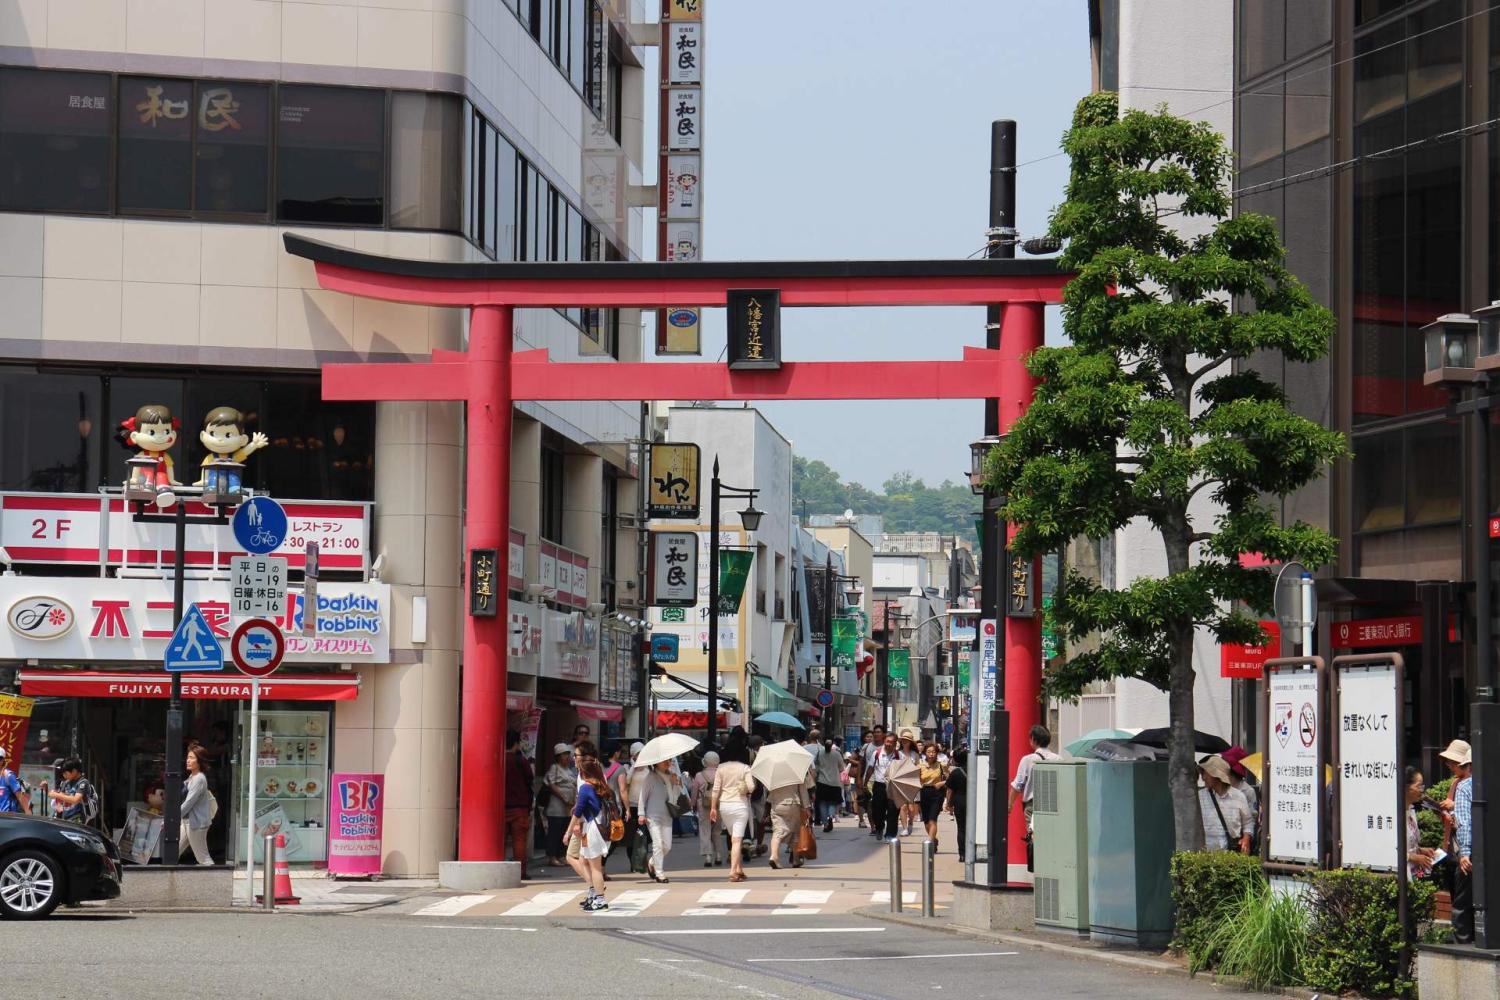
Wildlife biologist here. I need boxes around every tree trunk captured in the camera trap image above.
[1161,515,1205,852]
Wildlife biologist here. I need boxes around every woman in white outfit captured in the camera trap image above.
[691,751,723,866]
[179,744,216,865]
[708,744,755,882]
[636,758,680,883]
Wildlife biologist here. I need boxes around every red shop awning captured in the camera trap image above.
[571,699,624,722]
[18,670,361,701]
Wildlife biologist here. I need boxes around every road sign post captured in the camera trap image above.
[232,617,285,904]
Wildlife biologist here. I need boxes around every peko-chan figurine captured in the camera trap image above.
[121,404,179,508]
[196,406,268,499]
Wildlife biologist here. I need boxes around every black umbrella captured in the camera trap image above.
[1129,727,1230,754]
[1082,739,1165,762]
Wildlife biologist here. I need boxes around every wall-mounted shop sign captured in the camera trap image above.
[0,577,390,663]
[1006,554,1036,617]
[538,541,591,608]
[0,493,371,572]
[469,548,499,617]
[648,443,701,519]
[649,530,699,607]
[726,289,781,371]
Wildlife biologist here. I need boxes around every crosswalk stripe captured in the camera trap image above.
[501,890,583,916]
[771,907,823,915]
[682,907,732,916]
[781,890,832,906]
[412,894,492,918]
[697,889,750,905]
[870,891,917,904]
[598,888,667,916]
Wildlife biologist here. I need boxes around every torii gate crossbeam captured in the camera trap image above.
[285,234,1064,881]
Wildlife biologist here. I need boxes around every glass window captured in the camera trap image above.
[117,77,192,214]
[262,383,374,501]
[1354,23,1405,124]
[1407,420,1460,524]
[1239,0,1284,82]
[569,0,588,91]
[495,133,519,261]
[1356,0,1409,27]
[1285,1,1332,60]
[389,92,461,231]
[1354,431,1404,532]
[183,377,264,486]
[481,122,498,256]
[540,443,564,543]
[1284,55,1330,152]
[276,85,385,225]
[194,81,270,216]
[0,68,111,213]
[107,376,185,491]
[1237,78,1283,169]
[0,369,102,492]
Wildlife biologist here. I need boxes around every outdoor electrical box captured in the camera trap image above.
[1086,759,1175,949]
[1032,760,1089,933]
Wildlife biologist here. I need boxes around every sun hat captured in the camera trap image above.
[629,741,645,757]
[1200,754,1234,784]
[1220,745,1250,778]
[1438,740,1472,766]
[898,728,917,742]
[701,751,720,767]
[553,742,572,756]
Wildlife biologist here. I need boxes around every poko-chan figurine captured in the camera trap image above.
[121,404,179,508]
[196,406,268,500]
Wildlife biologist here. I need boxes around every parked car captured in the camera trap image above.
[0,812,122,918]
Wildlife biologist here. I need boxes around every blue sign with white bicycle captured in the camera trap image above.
[163,604,225,673]
[232,496,287,555]
[650,633,680,664]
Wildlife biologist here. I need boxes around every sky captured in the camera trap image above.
[646,1,1091,492]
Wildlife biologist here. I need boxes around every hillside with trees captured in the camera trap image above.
[792,456,977,544]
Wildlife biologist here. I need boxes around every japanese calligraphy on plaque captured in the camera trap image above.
[1006,554,1035,618]
[726,289,782,370]
[469,548,498,618]
[647,443,701,519]
[649,531,699,607]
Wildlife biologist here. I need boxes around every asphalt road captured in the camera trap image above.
[4,910,1235,1000]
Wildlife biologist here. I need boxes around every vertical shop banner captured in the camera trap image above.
[647,443,701,519]
[328,773,384,876]
[832,616,860,670]
[1336,662,1400,870]
[658,0,705,357]
[649,530,699,606]
[957,649,971,689]
[887,649,911,691]
[1265,662,1321,865]
[715,549,754,616]
[806,568,829,644]
[0,692,34,763]
[519,709,543,762]
[977,619,998,745]
[1223,620,1281,679]
[666,155,701,219]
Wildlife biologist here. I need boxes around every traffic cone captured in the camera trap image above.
[271,832,300,905]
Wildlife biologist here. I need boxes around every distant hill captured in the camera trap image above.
[793,456,978,546]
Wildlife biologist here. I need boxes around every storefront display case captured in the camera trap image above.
[233,707,330,863]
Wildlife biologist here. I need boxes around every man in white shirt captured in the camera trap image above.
[868,731,900,840]
[1198,754,1251,853]
[1006,724,1059,831]
[862,725,887,838]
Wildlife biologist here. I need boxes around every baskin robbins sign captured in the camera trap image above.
[328,772,384,876]
[0,578,390,664]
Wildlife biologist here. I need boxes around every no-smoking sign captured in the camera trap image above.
[1299,702,1316,748]
[231,618,285,678]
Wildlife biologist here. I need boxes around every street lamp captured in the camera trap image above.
[1423,307,1500,948]
[708,456,760,747]
[969,435,1003,495]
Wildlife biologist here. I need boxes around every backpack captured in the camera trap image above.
[73,778,101,827]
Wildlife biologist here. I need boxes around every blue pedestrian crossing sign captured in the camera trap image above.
[232,496,288,555]
[163,604,225,673]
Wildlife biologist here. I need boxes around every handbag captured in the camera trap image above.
[668,790,692,819]
[630,827,651,873]
[795,822,818,861]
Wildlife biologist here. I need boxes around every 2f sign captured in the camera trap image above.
[29,516,74,539]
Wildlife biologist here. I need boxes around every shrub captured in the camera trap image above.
[1420,777,1454,850]
[1199,881,1308,990]
[1303,869,1436,999]
[1171,851,1264,968]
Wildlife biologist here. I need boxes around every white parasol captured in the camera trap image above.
[749,739,815,791]
[634,732,700,768]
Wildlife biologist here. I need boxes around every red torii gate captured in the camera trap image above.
[284,234,1069,878]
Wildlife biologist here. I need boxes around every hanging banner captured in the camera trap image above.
[1335,660,1401,871]
[832,616,860,670]
[648,530,699,607]
[977,618,998,746]
[887,649,911,691]
[715,549,754,616]
[805,568,829,644]
[647,443,701,519]
[957,649,971,689]
[666,155,701,219]
[1264,660,1322,865]
[657,0,706,357]
[0,692,35,765]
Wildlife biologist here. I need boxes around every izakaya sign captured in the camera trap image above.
[0,578,390,663]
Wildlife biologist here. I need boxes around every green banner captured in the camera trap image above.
[715,550,754,616]
[832,616,860,670]
[1041,595,1060,661]
[957,649,971,689]
[888,649,911,691]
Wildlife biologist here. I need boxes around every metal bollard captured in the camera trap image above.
[262,833,277,911]
[889,837,903,913]
[921,839,936,918]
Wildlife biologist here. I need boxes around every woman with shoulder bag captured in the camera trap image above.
[636,758,681,883]
[568,760,612,911]
[918,742,950,843]
[180,743,217,865]
[709,743,755,882]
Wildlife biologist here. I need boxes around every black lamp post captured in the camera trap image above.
[707,456,761,747]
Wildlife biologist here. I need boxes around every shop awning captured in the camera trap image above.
[18,670,361,701]
[570,698,623,722]
[749,673,797,716]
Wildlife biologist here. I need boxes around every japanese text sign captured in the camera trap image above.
[0,693,34,767]
[648,443,701,519]
[1336,661,1400,871]
[1332,615,1421,649]
[726,289,782,371]
[649,531,699,607]
[469,548,499,618]
[329,773,384,876]
[1222,620,1280,679]
[1265,662,1321,865]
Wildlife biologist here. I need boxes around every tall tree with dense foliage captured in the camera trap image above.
[987,94,1344,849]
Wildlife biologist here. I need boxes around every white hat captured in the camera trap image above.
[1439,740,1472,766]
[630,741,645,757]
[1200,755,1233,784]
[701,751,720,767]
[553,742,572,756]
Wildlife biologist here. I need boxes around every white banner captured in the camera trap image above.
[977,618,998,742]
[666,155,701,219]
[1266,664,1321,864]
[0,577,390,663]
[667,22,703,84]
[1336,663,1400,871]
[667,87,702,151]
[650,531,698,606]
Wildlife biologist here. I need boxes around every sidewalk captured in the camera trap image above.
[228,869,440,912]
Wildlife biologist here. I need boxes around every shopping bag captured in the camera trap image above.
[795,823,818,861]
[630,828,651,873]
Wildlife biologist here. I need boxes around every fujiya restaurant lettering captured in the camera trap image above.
[0,577,389,664]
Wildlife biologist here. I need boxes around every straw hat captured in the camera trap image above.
[1438,740,1472,766]
[552,742,572,756]
[1199,754,1234,784]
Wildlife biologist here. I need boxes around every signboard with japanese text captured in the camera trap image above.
[832,616,860,670]
[715,549,754,616]
[646,528,743,665]
[887,649,911,691]
[1007,555,1035,617]
[666,22,703,84]
[649,531,699,607]
[1222,620,1281,679]
[648,443,701,519]
[537,541,590,609]
[659,307,702,355]
[1335,661,1400,871]
[664,220,701,261]
[0,692,34,768]
[0,577,389,663]
[1265,662,1321,865]
[977,619,998,746]
[469,548,499,617]
[1332,615,1421,649]
[726,289,782,370]
[230,555,288,621]
[934,675,955,697]
[508,529,525,592]
[666,87,702,152]
[328,773,384,876]
[0,493,370,572]
[806,568,829,644]
[666,155,701,219]
[657,0,705,358]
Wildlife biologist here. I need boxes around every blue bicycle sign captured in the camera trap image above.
[232,497,288,555]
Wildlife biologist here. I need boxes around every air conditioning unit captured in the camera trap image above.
[1032,759,1089,934]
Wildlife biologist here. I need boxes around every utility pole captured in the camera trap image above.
[824,551,834,693]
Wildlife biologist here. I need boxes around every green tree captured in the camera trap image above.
[988,94,1345,850]
[791,458,978,545]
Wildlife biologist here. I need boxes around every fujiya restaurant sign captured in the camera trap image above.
[0,492,370,572]
[0,577,389,663]
[1332,615,1421,649]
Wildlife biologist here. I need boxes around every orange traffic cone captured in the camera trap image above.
[271,832,300,905]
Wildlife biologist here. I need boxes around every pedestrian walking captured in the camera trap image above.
[848,754,869,828]
[542,743,576,868]
[768,773,811,870]
[1220,745,1260,849]
[180,743,217,865]
[747,735,769,859]
[918,742,949,843]
[898,729,921,836]
[0,746,30,814]
[861,725,886,837]
[1440,739,1474,943]
[46,757,99,827]
[636,758,680,883]
[1006,724,1058,863]
[622,741,649,872]
[709,742,755,882]
[944,747,968,862]
[502,729,535,880]
[868,731,901,840]
[567,759,611,911]
[813,736,843,832]
[691,751,724,867]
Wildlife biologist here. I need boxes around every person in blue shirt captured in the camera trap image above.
[1440,739,1474,944]
[45,758,97,825]
[568,760,610,912]
[0,747,30,814]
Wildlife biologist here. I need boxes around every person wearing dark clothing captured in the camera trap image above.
[945,748,969,862]
[503,729,535,879]
[868,732,901,840]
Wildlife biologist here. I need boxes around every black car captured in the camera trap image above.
[0,813,122,918]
